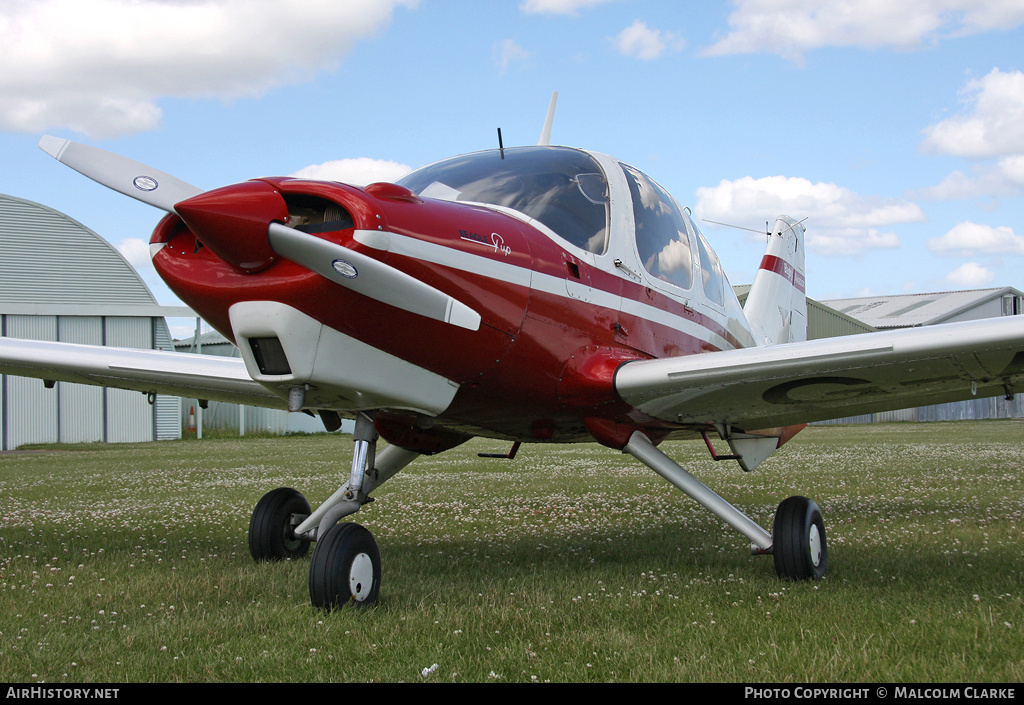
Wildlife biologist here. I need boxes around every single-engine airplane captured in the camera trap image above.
[3,97,1024,610]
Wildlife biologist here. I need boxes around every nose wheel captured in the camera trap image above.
[308,522,382,609]
[247,429,424,610]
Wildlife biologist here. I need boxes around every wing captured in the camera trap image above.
[616,316,1024,431]
[0,337,286,408]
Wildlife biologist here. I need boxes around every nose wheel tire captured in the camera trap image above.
[772,495,827,580]
[248,487,311,562]
[309,522,381,610]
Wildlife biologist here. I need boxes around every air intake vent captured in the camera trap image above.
[249,337,291,375]
[284,194,354,234]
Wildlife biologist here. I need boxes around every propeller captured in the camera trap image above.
[39,136,203,212]
[39,136,481,331]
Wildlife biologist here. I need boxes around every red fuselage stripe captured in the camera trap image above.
[759,254,805,294]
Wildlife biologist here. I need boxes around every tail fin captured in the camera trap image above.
[743,216,806,346]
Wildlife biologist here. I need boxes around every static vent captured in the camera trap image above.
[249,337,291,376]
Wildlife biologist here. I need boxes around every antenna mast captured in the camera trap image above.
[538,91,558,146]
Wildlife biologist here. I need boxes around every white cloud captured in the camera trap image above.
[927,221,1024,257]
[0,0,417,139]
[916,157,1024,201]
[520,0,618,15]
[804,228,901,258]
[614,20,684,61]
[117,237,154,270]
[921,69,1024,159]
[944,261,995,288]
[495,39,532,75]
[702,0,1024,62]
[696,175,924,257]
[918,69,1024,200]
[290,158,412,186]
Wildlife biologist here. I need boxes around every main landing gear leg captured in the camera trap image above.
[623,431,827,580]
[247,412,422,609]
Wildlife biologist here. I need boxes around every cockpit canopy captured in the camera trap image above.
[397,146,610,255]
[398,146,728,307]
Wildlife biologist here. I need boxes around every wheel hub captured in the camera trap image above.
[808,523,822,567]
[349,552,375,601]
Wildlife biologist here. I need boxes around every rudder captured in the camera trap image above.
[743,216,807,346]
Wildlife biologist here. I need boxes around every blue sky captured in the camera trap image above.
[2,0,1023,326]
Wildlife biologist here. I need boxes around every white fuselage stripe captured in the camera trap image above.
[353,229,736,351]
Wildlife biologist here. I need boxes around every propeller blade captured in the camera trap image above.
[267,222,481,331]
[39,136,203,213]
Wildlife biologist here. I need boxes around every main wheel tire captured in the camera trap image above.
[248,487,311,562]
[309,522,381,610]
[772,495,827,580]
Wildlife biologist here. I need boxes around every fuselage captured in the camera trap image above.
[150,146,756,450]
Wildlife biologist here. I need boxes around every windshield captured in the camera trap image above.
[397,147,609,254]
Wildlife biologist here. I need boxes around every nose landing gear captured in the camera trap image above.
[248,413,423,610]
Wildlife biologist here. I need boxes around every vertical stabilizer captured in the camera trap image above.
[743,216,807,346]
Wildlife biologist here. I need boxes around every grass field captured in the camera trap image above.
[1,420,1022,683]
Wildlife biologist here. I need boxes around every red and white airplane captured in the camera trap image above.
[3,100,1024,609]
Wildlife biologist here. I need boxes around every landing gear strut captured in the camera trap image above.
[306,412,382,609]
[623,431,827,580]
[247,412,422,609]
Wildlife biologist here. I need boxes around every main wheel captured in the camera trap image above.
[248,487,311,562]
[772,495,827,580]
[309,522,381,610]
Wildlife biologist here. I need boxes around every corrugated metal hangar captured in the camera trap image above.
[0,193,187,450]
[820,288,1024,422]
[823,288,1024,329]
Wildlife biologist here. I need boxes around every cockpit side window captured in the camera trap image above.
[620,163,693,291]
[397,147,609,255]
[694,224,726,307]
